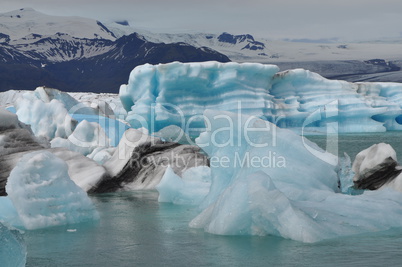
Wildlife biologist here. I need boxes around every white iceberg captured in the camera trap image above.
[15,90,77,140]
[1,150,99,230]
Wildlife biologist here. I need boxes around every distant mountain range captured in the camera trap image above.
[1,8,402,93]
[0,8,230,93]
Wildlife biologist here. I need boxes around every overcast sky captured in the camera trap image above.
[1,0,402,41]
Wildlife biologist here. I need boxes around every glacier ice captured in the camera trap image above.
[71,114,129,147]
[50,148,110,192]
[15,90,77,140]
[187,110,402,243]
[120,61,402,134]
[95,128,209,192]
[352,143,402,191]
[156,165,211,205]
[51,119,110,156]
[0,222,26,267]
[2,150,99,230]
[87,146,117,165]
[120,61,279,133]
[153,125,193,145]
[0,108,109,195]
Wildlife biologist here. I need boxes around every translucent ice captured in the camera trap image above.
[156,165,211,205]
[120,62,402,134]
[3,150,99,230]
[189,110,402,243]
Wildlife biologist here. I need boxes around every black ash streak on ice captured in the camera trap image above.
[0,114,209,196]
[354,157,402,191]
[90,141,209,194]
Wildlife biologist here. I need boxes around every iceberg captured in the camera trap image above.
[120,61,402,134]
[156,165,211,205]
[95,128,209,193]
[51,119,110,156]
[0,222,26,267]
[0,108,109,194]
[15,90,77,140]
[188,110,402,243]
[120,61,279,133]
[2,150,99,230]
[352,143,402,191]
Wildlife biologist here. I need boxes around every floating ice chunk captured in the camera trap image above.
[51,120,110,156]
[352,143,402,191]
[5,150,99,230]
[15,91,77,140]
[121,61,279,133]
[0,222,26,267]
[353,143,397,179]
[156,166,211,205]
[87,146,117,165]
[95,128,209,193]
[156,166,185,203]
[50,148,110,192]
[189,110,402,243]
[120,61,402,134]
[70,114,129,147]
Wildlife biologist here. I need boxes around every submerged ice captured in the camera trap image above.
[0,222,26,267]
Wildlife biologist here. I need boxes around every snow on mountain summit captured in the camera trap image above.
[0,8,116,41]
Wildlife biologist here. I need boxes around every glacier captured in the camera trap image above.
[187,110,402,243]
[120,61,402,134]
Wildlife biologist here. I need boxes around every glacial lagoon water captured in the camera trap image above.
[25,132,402,266]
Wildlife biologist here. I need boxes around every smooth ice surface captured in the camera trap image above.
[189,110,402,243]
[156,166,211,205]
[3,150,99,230]
[0,222,26,267]
[120,61,402,134]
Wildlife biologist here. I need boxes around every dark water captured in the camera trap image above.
[25,132,402,266]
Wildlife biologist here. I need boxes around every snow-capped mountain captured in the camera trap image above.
[10,33,115,62]
[0,8,116,40]
[0,8,230,92]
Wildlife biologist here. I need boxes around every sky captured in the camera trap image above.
[1,0,402,41]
